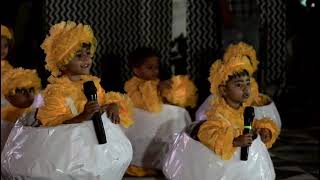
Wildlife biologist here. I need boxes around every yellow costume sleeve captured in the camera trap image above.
[37,85,76,126]
[1,105,31,123]
[90,76,134,127]
[253,118,280,148]
[198,119,241,160]
[105,92,134,128]
[162,75,198,108]
[124,77,162,112]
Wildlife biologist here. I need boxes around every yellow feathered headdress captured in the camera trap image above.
[1,25,13,40]
[209,55,253,96]
[223,42,259,73]
[1,68,42,96]
[41,21,97,76]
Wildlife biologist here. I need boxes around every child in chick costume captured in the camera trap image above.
[124,47,197,176]
[1,68,42,151]
[163,54,279,180]
[196,42,281,129]
[197,55,279,180]
[1,21,133,180]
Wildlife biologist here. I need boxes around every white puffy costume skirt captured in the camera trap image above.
[121,104,192,169]
[162,121,276,180]
[1,112,133,180]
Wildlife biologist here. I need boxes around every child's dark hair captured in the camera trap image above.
[82,43,91,49]
[128,47,160,68]
[227,69,249,81]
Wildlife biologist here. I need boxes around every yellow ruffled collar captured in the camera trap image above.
[131,76,160,84]
[207,97,245,128]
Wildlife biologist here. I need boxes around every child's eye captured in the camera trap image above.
[29,88,35,93]
[15,88,28,95]
[15,89,22,94]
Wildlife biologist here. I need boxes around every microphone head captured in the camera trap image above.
[244,106,255,125]
[83,81,97,98]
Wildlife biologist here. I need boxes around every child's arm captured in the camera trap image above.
[253,118,280,148]
[92,77,133,127]
[63,101,100,124]
[197,119,240,160]
[103,92,134,128]
[37,85,77,126]
[92,78,122,124]
[255,128,272,143]
[38,87,101,126]
[101,103,120,124]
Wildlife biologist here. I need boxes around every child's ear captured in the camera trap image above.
[218,85,226,97]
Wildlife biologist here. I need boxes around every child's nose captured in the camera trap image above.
[243,85,250,95]
[81,54,91,61]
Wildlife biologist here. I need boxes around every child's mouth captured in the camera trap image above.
[81,64,90,69]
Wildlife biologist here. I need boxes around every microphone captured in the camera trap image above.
[83,81,107,144]
[240,106,255,161]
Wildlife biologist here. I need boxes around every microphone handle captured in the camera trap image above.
[240,146,249,161]
[92,112,107,144]
[240,126,251,161]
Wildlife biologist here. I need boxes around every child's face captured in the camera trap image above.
[1,37,9,60]
[6,88,35,108]
[223,75,250,107]
[133,56,160,80]
[64,46,92,76]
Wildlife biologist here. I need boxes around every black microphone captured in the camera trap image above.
[83,81,107,144]
[240,106,255,161]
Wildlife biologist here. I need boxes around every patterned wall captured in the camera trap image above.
[44,0,172,83]
[186,0,221,102]
[257,0,287,96]
[43,0,286,98]
[44,0,108,75]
